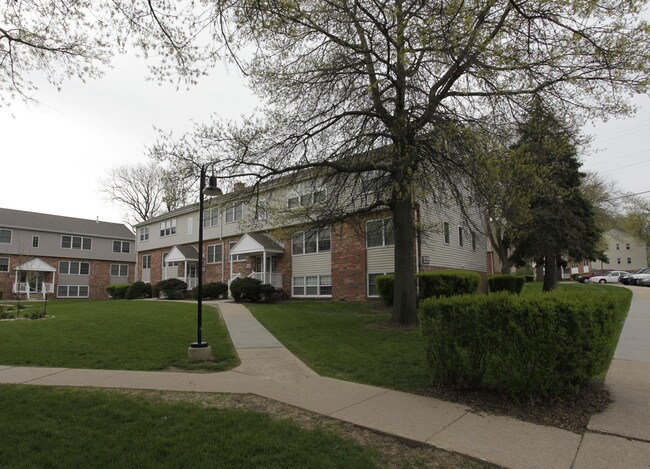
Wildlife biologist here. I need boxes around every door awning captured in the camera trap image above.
[14,258,56,272]
[165,245,199,263]
[230,233,284,256]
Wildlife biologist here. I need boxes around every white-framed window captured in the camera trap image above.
[142,255,151,270]
[159,219,176,237]
[617,258,621,265]
[207,243,223,264]
[139,226,150,242]
[443,222,450,245]
[626,243,631,250]
[292,228,331,255]
[61,235,92,250]
[366,218,394,248]
[225,202,243,223]
[113,240,130,253]
[203,207,220,228]
[288,189,326,208]
[471,231,477,251]
[32,236,39,248]
[292,275,332,297]
[229,241,247,261]
[368,272,392,297]
[111,264,129,277]
[583,259,590,266]
[458,226,464,247]
[59,261,90,275]
[257,201,269,221]
[187,218,194,235]
[616,243,620,250]
[0,229,12,244]
[0,257,9,272]
[627,257,632,264]
[57,285,89,298]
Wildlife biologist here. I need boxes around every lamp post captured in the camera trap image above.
[188,165,222,362]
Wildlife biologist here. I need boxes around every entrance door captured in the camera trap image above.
[255,256,277,273]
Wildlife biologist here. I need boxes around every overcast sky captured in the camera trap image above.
[1,51,648,227]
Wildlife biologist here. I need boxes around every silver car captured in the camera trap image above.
[590,271,630,284]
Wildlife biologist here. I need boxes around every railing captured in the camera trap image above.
[249,272,283,289]
[12,283,54,296]
[12,283,29,294]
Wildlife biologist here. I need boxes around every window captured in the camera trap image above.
[57,285,89,298]
[142,255,151,270]
[626,243,631,250]
[113,240,130,253]
[616,243,620,250]
[203,207,220,228]
[583,259,590,266]
[111,264,129,277]
[61,235,92,250]
[292,228,332,255]
[292,275,332,297]
[160,219,176,237]
[0,257,8,272]
[627,258,632,264]
[225,202,243,223]
[617,258,621,265]
[162,252,178,267]
[59,261,90,275]
[187,218,194,235]
[139,226,149,242]
[458,226,464,247]
[368,272,392,297]
[288,189,326,208]
[471,231,477,251]
[207,244,223,264]
[257,201,268,221]
[229,241,246,261]
[366,218,394,248]
[0,229,11,244]
[443,222,450,244]
[32,236,39,248]
[288,195,300,209]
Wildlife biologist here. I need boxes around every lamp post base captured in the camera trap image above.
[188,342,212,362]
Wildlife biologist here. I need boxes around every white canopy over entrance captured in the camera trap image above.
[230,233,284,287]
[14,258,56,272]
[12,258,56,299]
[165,245,199,263]
[164,245,200,290]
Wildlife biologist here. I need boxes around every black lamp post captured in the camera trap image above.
[189,165,222,361]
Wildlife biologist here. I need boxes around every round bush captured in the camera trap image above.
[155,278,188,299]
[126,281,151,299]
[230,277,262,302]
[193,282,229,300]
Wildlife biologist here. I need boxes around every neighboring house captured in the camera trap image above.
[135,178,486,301]
[592,229,648,271]
[0,208,135,300]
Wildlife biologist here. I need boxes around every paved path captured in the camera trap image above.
[1,291,650,468]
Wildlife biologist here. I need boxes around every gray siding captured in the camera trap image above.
[292,252,331,277]
[366,246,395,273]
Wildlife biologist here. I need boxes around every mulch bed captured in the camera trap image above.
[421,381,611,434]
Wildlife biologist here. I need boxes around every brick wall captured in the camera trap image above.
[331,221,368,301]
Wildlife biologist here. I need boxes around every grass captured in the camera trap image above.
[248,283,633,392]
[0,300,238,371]
[0,384,378,469]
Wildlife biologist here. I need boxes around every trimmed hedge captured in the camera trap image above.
[193,282,229,300]
[417,270,481,300]
[376,274,395,306]
[487,274,525,294]
[106,284,130,299]
[155,278,187,299]
[523,275,535,283]
[419,291,618,402]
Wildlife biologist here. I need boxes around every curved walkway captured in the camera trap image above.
[1,290,650,468]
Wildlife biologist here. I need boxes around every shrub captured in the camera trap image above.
[259,284,277,303]
[193,282,229,300]
[523,275,535,283]
[419,291,618,402]
[126,281,151,299]
[230,277,262,302]
[155,278,188,300]
[570,273,581,281]
[417,270,480,300]
[487,274,526,294]
[375,274,395,306]
[0,291,3,300]
[106,284,130,299]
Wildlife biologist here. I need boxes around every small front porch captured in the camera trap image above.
[163,245,199,290]
[230,233,285,289]
[12,258,56,300]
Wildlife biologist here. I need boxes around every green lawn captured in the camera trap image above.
[0,385,378,469]
[248,283,633,392]
[0,300,238,371]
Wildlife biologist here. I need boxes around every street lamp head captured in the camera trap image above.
[204,176,223,196]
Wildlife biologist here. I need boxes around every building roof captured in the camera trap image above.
[230,232,284,255]
[0,207,134,240]
[165,245,199,262]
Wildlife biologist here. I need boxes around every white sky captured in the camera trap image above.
[1,52,648,226]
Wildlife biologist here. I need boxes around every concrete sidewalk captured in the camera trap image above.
[1,292,650,468]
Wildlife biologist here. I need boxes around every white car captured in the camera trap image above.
[590,271,629,284]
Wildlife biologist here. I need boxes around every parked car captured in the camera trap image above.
[639,277,650,287]
[577,269,612,283]
[629,268,650,286]
[590,271,630,284]
[620,268,648,285]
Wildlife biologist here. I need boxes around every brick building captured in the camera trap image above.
[135,177,486,300]
[0,208,135,300]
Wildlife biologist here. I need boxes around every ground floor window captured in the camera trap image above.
[292,275,332,297]
[57,285,89,298]
[368,272,392,297]
[0,257,8,272]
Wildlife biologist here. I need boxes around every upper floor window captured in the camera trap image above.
[0,229,11,244]
[443,222,450,244]
[292,228,331,255]
[458,226,464,247]
[225,202,243,223]
[471,231,477,251]
[203,207,220,228]
[626,243,631,250]
[160,219,176,237]
[288,189,326,209]
[111,264,129,277]
[616,243,620,250]
[32,236,39,248]
[113,240,130,253]
[366,218,394,248]
[627,257,632,264]
[61,235,92,250]
[142,255,151,270]
[139,226,149,242]
[207,244,223,263]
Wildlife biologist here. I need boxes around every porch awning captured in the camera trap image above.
[230,233,284,256]
[165,245,199,263]
[14,258,56,272]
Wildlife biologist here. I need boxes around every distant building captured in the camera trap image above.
[0,208,135,300]
[593,229,648,271]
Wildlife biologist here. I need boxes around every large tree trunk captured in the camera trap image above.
[391,197,418,326]
[542,251,558,292]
